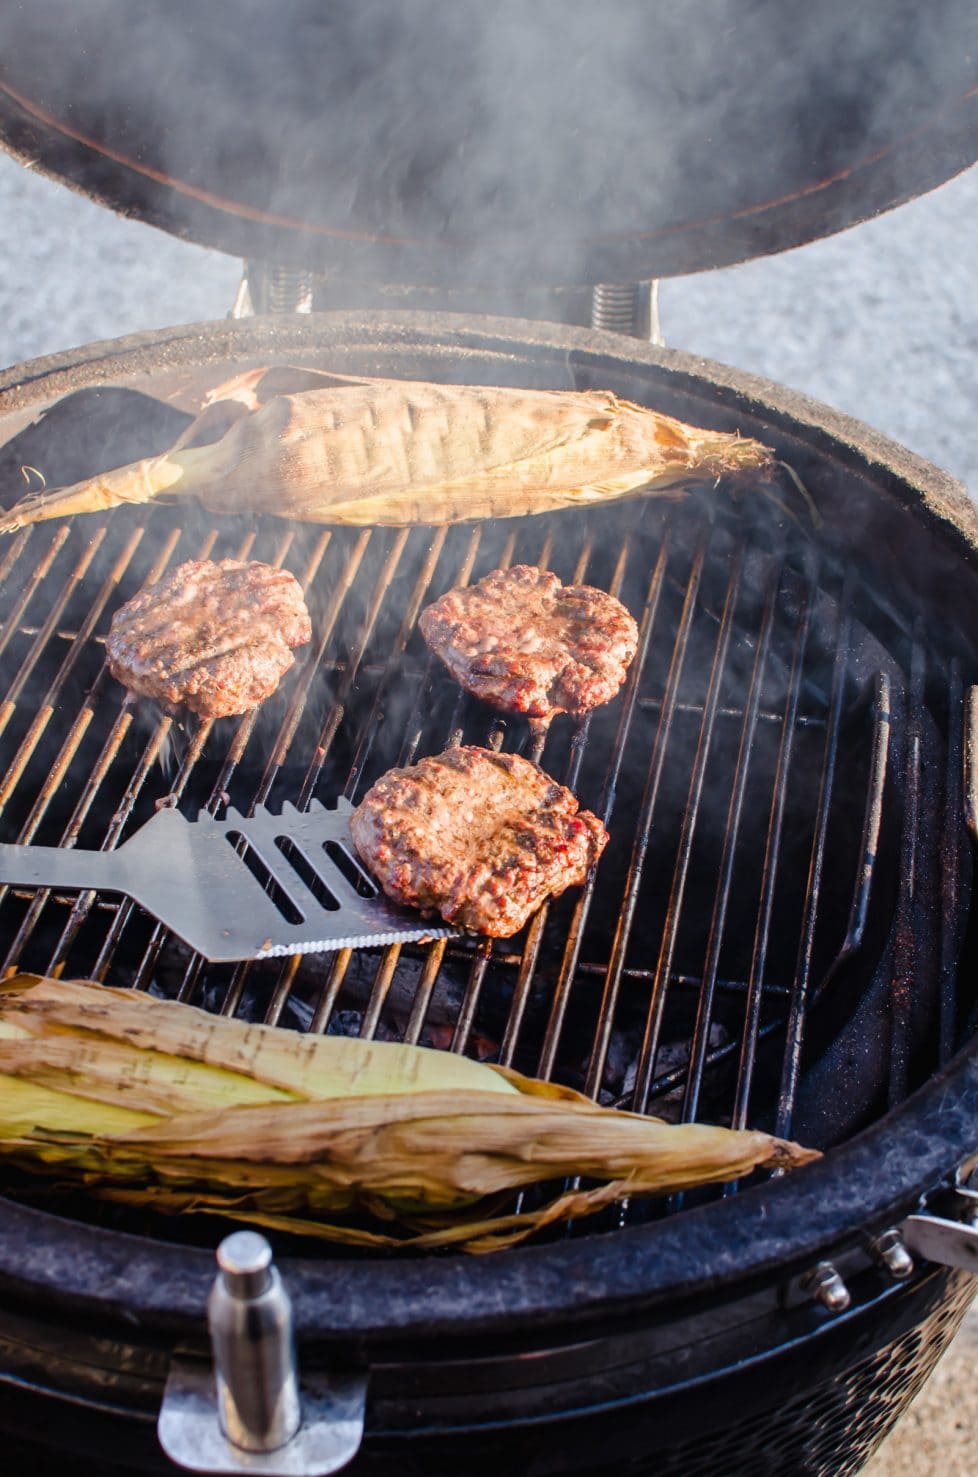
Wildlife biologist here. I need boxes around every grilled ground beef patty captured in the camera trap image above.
[350,745,608,937]
[105,558,311,718]
[418,565,639,721]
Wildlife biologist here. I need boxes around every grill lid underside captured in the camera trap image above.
[1,1,977,285]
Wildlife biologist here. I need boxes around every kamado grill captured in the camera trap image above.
[2,4,978,1475]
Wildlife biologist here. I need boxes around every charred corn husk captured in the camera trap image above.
[0,976,817,1252]
[0,369,776,534]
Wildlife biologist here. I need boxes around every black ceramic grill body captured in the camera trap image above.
[0,315,976,1476]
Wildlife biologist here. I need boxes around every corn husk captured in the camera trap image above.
[0,367,776,534]
[0,975,817,1252]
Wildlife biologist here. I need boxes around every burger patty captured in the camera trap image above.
[105,558,312,718]
[350,745,608,937]
[418,565,639,721]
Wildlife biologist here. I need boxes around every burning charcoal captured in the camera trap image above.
[621,1025,731,1121]
[326,1009,401,1043]
[420,1023,499,1060]
[300,948,473,1035]
[327,1010,365,1038]
[593,1023,731,1115]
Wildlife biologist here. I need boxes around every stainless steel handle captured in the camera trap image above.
[209,1231,301,1453]
[158,1233,367,1476]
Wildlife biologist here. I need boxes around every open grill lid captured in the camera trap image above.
[1,1,977,287]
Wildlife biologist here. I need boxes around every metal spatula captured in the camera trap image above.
[0,800,459,962]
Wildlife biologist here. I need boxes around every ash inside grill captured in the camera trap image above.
[0,378,971,1242]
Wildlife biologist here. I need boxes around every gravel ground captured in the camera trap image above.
[865,1304,978,1476]
[0,146,976,1474]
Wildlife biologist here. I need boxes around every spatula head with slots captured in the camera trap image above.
[0,800,460,962]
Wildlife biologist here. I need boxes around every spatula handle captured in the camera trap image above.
[0,842,116,894]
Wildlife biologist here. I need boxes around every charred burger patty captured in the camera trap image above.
[350,745,608,937]
[105,558,311,719]
[418,564,638,721]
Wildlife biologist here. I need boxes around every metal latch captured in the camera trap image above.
[158,1232,367,1476]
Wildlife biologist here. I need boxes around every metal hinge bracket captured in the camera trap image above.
[158,1232,366,1476]
[901,1214,978,1274]
[159,1360,367,1477]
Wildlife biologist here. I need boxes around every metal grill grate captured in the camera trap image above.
[0,473,966,1191]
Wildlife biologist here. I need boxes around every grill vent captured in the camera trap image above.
[615,1273,976,1477]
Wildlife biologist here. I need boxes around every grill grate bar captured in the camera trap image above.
[48,526,228,972]
[359,949,402,1040]
[1,524,190,971]
[201,531,332,819]
[164,529,336,1007]
[775,571,854,1138]
[402,939,450,1045]
[2,691,143,970]
[113,531,270,989]
[255,532,369,794]
[341,528,449,803]
[536,518,676,1081]
[320,527,485,1047]
[450,944,493,1053]
[0,528,105,760]
[584,518,711,1099]
[215,528,408,1018]
[298,530,411,813]
[636,697,826,728]
[0,528,33,597]
[680,557,781,1124]
[497,535,625,1068]
[732,553,819,1129]
[396,529,483,769]
[0,526,69,668]
[308,947,353,1034]
[262,954,303,1030]
[887,627,926,1108]
[83,718,178,979]
[939,658,964,1065]
[519,956,793,996]
[0,527,144,822]
[410,530,524,1057]
[631,542,746,1115]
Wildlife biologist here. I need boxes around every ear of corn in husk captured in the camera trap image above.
[0,975,817,1252]
[0,367,777,534]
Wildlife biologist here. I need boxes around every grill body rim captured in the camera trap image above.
[0,312,975,1344]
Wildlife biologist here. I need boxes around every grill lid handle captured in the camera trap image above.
[157,1232,367,1476]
